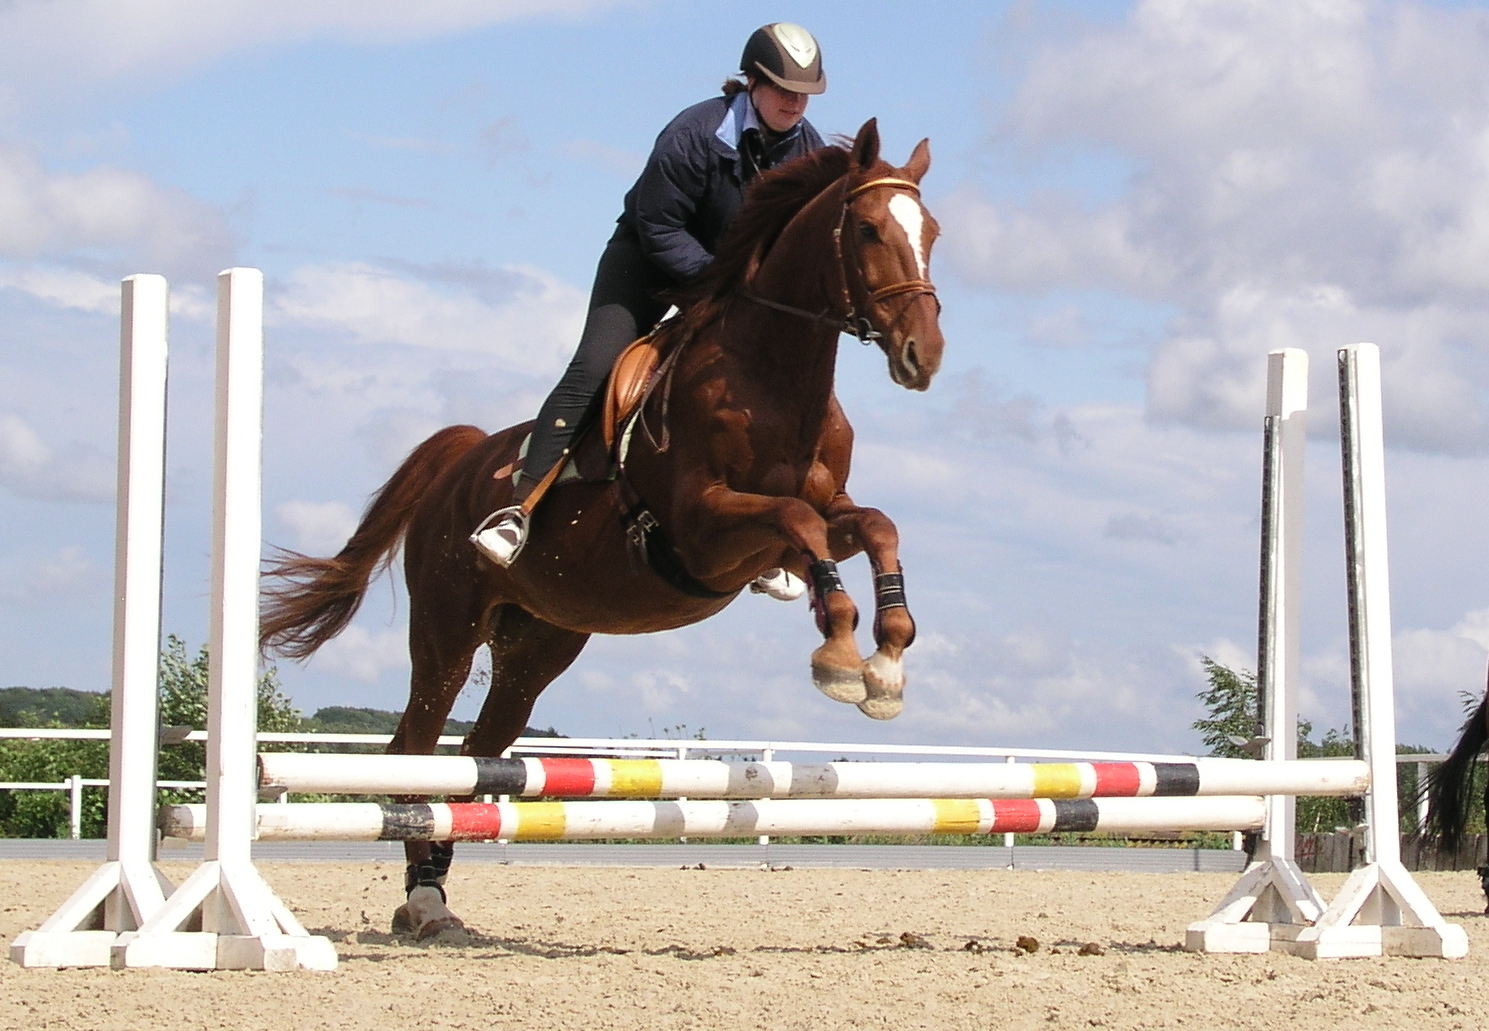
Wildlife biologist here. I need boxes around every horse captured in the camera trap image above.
[1421,672,1489,912]
[258,119,945,940]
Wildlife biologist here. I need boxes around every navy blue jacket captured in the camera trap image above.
[619,92,825,284]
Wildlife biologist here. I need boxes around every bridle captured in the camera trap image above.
[740,176,939,345]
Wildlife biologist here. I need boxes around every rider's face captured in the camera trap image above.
[751,81,809,134]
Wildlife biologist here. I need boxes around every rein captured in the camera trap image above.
[740,175,938,345]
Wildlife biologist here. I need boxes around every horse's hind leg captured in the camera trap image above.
[398,605,589,940]
[824,493,916,720]
[462,605,590,759]
[389,604,484,942]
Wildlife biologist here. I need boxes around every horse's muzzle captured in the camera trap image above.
[887,332,942,391]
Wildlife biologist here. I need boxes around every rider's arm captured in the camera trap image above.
[630,122,715,283]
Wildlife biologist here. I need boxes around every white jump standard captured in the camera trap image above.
[1185,345,1467,959]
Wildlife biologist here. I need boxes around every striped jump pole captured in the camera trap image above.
[256,753,1370,801]
[163,795,1268,843]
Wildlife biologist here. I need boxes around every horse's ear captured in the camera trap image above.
[850,119,880,170]
[903,138,931,183]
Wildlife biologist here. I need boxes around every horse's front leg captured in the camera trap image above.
[682,486,868,704]
[824,492,916,720]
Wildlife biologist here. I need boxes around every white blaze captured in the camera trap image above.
[887,194,927,278]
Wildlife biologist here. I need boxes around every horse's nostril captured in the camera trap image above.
[904,339,920,374]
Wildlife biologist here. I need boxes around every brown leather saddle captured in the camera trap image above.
[492,333,667,493]
[602,335,663,450]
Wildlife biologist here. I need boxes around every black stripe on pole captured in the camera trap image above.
[1050,798,1101,833]
[1151,763,1202,796]
[380,803,436,841]
[472,757,528,796]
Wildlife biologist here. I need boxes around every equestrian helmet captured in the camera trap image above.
[741,23,826,95]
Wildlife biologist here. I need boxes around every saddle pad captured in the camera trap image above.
[603,335,662,450]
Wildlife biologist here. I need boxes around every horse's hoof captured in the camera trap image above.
[416,919,470,945]
[812,662,867,703]
[856,695,904,720]
[857,651,905,719]
[863,651,905,694]
[393,885,468,943]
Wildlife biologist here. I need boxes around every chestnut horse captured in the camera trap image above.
[1422,674,1489,912]
[260,120,945,939]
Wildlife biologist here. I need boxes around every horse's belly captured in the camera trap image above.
[506,487,739,635]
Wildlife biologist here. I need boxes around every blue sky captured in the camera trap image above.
[4,0,1489,754]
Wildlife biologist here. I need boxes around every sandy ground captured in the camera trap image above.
[2,859,1487,1031]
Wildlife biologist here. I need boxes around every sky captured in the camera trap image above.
[4,0,1489,755]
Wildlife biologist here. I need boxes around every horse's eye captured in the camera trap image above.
[858,222,879,243]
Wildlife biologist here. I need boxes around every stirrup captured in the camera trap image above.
[470,506,529,568]
[750,567,805,602]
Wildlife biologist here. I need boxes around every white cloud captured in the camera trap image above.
[953,0,1489,453]
[275,499,358,556]
[0,413,112,502]
[272,261,585,375]
[0,545,105,604]
[0,266,116,314]
[0,145,230,266]
[306,622,411,683]
[0,1,632,98]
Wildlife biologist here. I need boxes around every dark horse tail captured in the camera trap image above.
[260,425,490,659]
[1423,678,1489,852]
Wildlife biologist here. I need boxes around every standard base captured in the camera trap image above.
[9,858,170,968]
[112,931,338,971]
[1290,860,1469,960]
[1185,857,1323,955]
[112,858,337,972]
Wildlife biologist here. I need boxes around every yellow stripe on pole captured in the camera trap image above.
[931,799,983,834]
[1030,764,1085,799]
[513,802,567,840]
[605,760,664,798]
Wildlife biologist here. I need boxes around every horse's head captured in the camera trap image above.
[839,119,944,391]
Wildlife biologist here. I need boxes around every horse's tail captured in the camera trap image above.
[1423,678,1489,852]
[260,424,490,659]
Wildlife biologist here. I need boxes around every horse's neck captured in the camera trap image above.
[728,182,846,420]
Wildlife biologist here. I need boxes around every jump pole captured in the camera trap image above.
[162,795,1269,842]
[11,276,174,968]
[255,753,1370,800]
[111,269,336,972]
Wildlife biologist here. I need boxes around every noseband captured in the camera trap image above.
[741,176,940,344]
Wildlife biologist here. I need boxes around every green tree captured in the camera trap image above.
[156,635,301,803]
[1193,658,1259,759]
[1195,657,1434,835]
[0,693,109,838]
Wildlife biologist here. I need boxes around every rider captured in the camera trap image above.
[472,22,828,599]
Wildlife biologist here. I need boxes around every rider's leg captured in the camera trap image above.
[473,231,668,566]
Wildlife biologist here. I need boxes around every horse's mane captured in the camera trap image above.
[666,143,853,338]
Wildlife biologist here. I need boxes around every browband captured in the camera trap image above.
[847,177,921,200]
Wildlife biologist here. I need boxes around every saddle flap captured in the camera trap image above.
[603,335,662,450]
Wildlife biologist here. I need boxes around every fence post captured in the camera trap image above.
[68,775,83,841]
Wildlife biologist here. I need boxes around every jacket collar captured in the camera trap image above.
[714,91,800,157]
